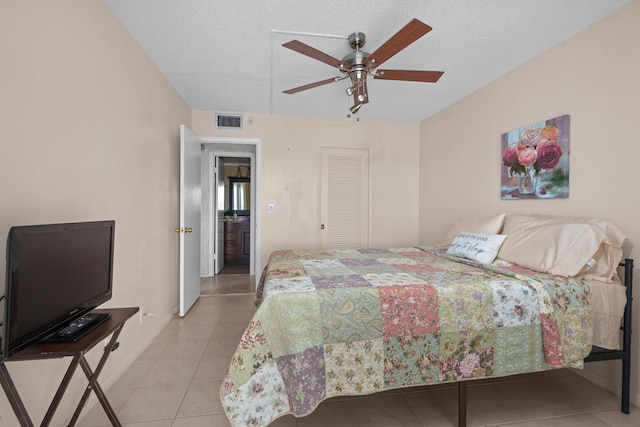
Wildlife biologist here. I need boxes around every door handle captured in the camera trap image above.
[175,227,194,233]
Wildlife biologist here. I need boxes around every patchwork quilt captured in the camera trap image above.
[221,247,592,427]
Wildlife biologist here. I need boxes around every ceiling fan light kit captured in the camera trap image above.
[282,18,444,118]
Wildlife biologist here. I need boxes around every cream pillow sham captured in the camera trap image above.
[439,213,506,248]
[498,213,626,282]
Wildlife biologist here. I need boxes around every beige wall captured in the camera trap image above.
[2,0,638,423]
[192,112,421,270]
[419,0,640,404]
[0,2,190,424]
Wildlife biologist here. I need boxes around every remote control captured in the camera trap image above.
[56,313,103,337]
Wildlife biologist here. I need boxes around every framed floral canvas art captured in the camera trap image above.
[501,114,570,199]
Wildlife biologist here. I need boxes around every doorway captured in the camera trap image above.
[219,157,251,274]
[199,138,260,295]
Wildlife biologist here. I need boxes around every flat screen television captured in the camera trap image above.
[1,220,115,359]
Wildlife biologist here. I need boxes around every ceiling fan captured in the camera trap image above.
[282,18,444,116]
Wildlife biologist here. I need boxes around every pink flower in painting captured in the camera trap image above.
[502,146,518,167]
[517,147,537,166]
[502,123,564,180]
[536,140,563,169]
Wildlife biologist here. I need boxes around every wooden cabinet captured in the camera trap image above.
[224,220,250,265]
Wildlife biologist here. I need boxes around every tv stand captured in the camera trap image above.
[0,307,139,427]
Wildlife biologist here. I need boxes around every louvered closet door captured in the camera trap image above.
[320,147,369,249]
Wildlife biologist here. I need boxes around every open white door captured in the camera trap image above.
[179,125,202,316]
[214,156,225,274]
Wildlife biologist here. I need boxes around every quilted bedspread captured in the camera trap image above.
[221,247,592,427]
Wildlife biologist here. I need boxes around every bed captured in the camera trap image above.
[220,213,633,427]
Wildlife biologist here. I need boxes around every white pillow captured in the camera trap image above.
[446,231,508,264]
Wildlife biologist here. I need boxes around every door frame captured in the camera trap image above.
[200,137,261,285]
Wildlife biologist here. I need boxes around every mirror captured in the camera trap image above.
[229,177,250,214]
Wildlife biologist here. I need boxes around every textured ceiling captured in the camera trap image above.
[106,0,629,122]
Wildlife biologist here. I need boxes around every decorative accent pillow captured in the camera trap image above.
[446,231,508,264]
[439,213,506,248]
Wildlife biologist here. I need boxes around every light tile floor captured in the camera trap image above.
[200,272,255,296]
[78,275,640,427]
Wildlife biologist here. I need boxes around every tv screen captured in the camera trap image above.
[1,220,115,358]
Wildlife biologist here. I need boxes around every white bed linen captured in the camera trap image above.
[587,277,627,349]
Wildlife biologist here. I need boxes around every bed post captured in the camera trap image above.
[584,259,634,413]
[458,381,467,427]
[621,258,633,414]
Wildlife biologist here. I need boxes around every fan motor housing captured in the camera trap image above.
[348,32,366,49]
[342,50,370,68]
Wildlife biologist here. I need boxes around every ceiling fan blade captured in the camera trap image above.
[282,40,347,70]
[374,70,444,82]
[283,77,341,94]
[364,19,432,69]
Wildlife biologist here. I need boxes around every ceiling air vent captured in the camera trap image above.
[215,113,243,130]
